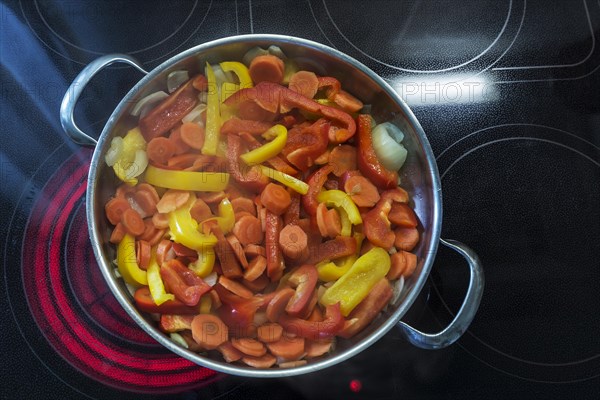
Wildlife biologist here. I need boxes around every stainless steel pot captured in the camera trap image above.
[60,34,484,377]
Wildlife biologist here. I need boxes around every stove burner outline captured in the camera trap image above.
[20,0,214,65]
[311,0,522,74]
[434,123,600,383]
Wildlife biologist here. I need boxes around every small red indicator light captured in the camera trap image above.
[349,379,362,392]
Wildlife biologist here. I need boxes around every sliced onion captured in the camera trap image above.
[372,122,408,171]
[130,91,168,117]
[203,271,218,287]
[104,136,123,167]
[390,276,405,305]
[167,70,189,93]
[182,103,207,124]
[267,45,287,59]
[124,282,137,297]
[198,91,208,104]
[121,149,148,179]
[170,333,189,349]
[242,46,269,66]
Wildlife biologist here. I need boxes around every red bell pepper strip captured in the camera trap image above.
[363,187,411,249]
[301,164,334,216]
[279,302,344,340]
[134,286,199,315]
[305,235,357,265]
[226,134,270,193]
[220,118,274,135]
[281,118,330,171]
[139,79,199,141]
[160,259,211,306]
[214,283,263,337]
[265,210,284,281]
[224,82,356,143]
[317,76,342,100]
[209,222,243,279]
[285,264,318,317]
[356,114,399,189]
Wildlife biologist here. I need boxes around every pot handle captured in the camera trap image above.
[397,238,484,349]
[60,54,148,146]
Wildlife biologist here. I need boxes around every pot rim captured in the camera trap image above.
[86,34,442,377]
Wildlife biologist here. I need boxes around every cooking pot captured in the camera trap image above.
[60,34,484,377]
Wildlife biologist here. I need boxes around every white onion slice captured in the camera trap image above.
[170,333,189,349]
[372,122,408,171]
[182,103,207,124]
[104,136,123,167]
[167,70,189,93]
[390,276,405,305]
[119,149,148,179]
[267,45,287,59]
[198,91,208,104]
[242,46,269,66]
[130,91,168,117]
[203,271,218,287]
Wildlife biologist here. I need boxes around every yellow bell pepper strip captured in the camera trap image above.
[112,127,148,185]
[317,189,362,225]
[258,165,309,195]
[336,206,352,237]
[317,233,364,282]
[188,245,216,277]
[199,295,212,314]
[169,198,218,251]
[319,247,391,316]
[144,165,229,192]
[147,252,175,305]
[202,62,221,155]
[116,233,148,286]
[240,124,288,165]
[220,61,253,101]
[200,197,235,235]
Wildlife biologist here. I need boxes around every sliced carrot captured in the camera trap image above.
[217,341,244,363]
[305,338,334,358]
[243,273,269,293]
[244,244,266,258]
[179,330,204,352]
[249,55,285,84]
[243,255,267,282]
[192,74,208,92]
[314,149,330,165]
[233,215,263,246]
[388,251,406,280]
[278,224,308,260]
[266,287,295,322]
[257,322,283,343]
[115,183,135,199]
[168,126,192,155]
[105,197,131,225]
[241,353,276,369]
[133,189,158,215]
[260,183,291,216]
[324,208,342,238]
[329,145,357,177]
[121,208,145,236]
[146,136,176,165]
[218,276,253,299]
[278,360,308,368]
[394,227,420,251]
[344,175,380,207]
[240,132,298,176]
[400,250,417,278]
[156,189,190,214]
[109,222,126,244]
[139,220,166,246]
[307,305,323,322]
[135,240,152,270]
[166,153,202,169]
[155,239,174,266]
[234,211,254,221]
[211,223,243,279]
[266,336,305,361]
[180,121,205,150]
[191,314,228,350]
[315,203,329,238]
[388,203,418,228]
[197,191,226,204]
[231,197,257,216]
[189,197,212,223]
[288,70,319,99]
[136,183,160,203]
[231,337,267,357]
[151,213,170,229]
[333,90,364,113]
[226,234,249,269]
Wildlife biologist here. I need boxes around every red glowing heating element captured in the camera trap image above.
[349,379,362,392]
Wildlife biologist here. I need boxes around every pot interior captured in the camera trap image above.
[88,35,441,376]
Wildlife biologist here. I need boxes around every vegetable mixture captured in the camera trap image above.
[104,46,419,369]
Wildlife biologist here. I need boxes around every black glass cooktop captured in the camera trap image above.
[1,1,599,399]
